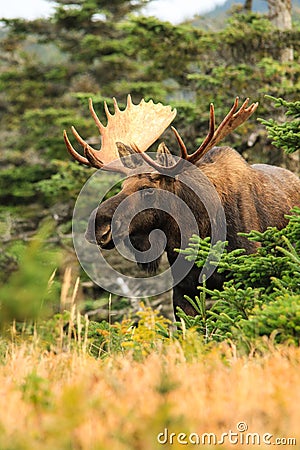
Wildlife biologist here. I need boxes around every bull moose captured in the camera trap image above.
[64,95,300,317]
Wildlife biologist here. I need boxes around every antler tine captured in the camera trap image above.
[89,98,105,133]
[171,126,188,159]
[63,129,91,166]
[129,143,160,172]
[84,145,105,170]
[85,144,127,173]
[71,126,106,168]
[131,143,186,175]
[70,126,108,169]
[64,125,125,172]
[104,101,112,119]
[215,97,245,141]
[113,97,120,112]
[188,103,216,164]
[127,94,133,109]
[212,97,258,145]
[194,97,239,159]
[71,125,91,149]
[186,97,258,164]
[65,95,177,170]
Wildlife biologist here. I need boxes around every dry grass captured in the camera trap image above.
[0,267,299,449]
[0,336,299,450]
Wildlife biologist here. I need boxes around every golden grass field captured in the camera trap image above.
[0,325,299,450]
[0,265,298,449]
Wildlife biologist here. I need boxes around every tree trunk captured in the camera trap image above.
[244,0,252,11]
[267,0,299,173]
[268,0,293,62]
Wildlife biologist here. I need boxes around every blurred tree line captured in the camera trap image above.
[0,0,299,312]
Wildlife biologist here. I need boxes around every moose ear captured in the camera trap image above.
[116,142,143,169]
[156,142,176,167]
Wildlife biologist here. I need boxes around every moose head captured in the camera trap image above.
[64,95,300,317]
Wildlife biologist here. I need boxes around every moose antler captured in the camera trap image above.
[172,97,258,165]
[63,95,177,170]
[64,95,258,175]
[130,97,258,175]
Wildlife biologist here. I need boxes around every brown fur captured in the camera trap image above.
[86,146,300,318]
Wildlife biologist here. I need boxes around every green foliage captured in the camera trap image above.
[177,208,300,348]
[0,222,61,326]
[36,160,91,204]
[87,304,172,359]
[21,370,52,411]
[1,6,300,214]
[1,208,300,358]
[3,301,173,362]
[0,165,54,204]
[177,236,228,269]
[241,294,300,344]
[259,96,300,153]
[21,107,94,159]
[0,252,18,284]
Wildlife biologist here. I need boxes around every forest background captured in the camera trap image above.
[0,1,300,449]
[1,0,299,321]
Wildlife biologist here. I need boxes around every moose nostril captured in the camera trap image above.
[100,227,110,241]
[98,223,112,245]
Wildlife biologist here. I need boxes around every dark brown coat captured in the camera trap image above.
[87,146,300,317]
